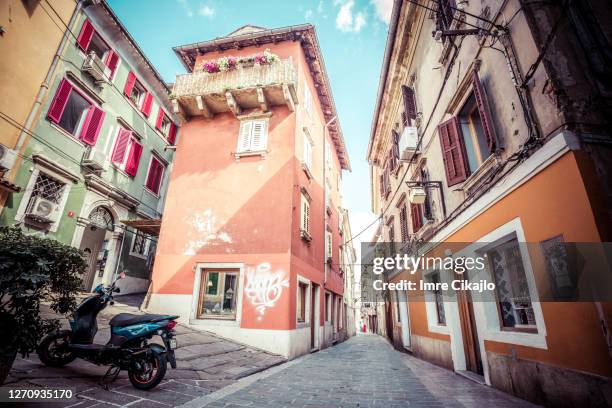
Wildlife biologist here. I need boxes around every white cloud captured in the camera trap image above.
[371,0,393,24]
[336,0,367,33]
[177,0,193,18]
[304,9,313,19]
[198,4,215,18]
[317,0,324,13]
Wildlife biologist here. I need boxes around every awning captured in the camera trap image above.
[121,219,162,236]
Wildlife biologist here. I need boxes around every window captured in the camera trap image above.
[145,156,165,195]
[130,230,150,258]
[435,0,456,32]
[401,85,417,126]
[236,119,268,155]
[325,292,331,322]
[154,108,177,144]
[297,282,308,323]
[431,272,446,325]
[325,179,331,209]
[303,130,313,170]
[77,20,119,79]
[485,235,536,331]
[25,172,66,218]
[379,164,390,199]
[198,270,239,319]
[410,203,424,233]
[387,220,395,255]
[304,85,313,118]
[111,128,143,177]
[326,230,333,261]
[399,205,409,242]
[389,130,400,171]
[300,193,311,240]
[47,79,105,145]
[438,69,496,186]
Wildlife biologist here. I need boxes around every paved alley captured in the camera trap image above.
[191,334,538,408]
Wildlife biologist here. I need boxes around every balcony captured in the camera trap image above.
[171,58,298,119]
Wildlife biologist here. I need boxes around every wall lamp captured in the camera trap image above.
[405,181,447,219]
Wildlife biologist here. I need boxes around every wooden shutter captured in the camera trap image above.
[77,19,95,51]
[471,69,497,153]
[79,106,105,146]
[141,92,153,117]
[301,197,310,233]
[112,128,131,164]
[125,141,142,177]
[47,79,73,124]
[237,121,253,153]
[155,108,164,131]
[250,120,267,151]
[410,203,423,232]
[400,205,409,242]
[168,122,177,145]
[105,50,120,79]
[401,85,417,124]
[146,158,163,193]
[438,117,469,186]
[124,71,136,96]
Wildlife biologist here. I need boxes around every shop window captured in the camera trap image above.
[198,270,239,319]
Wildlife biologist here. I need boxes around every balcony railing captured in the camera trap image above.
[172,58,298,118]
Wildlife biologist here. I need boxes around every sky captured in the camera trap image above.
[107,0,392,257]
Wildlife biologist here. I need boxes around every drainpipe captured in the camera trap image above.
[323,115,337,286]
[13,1,82,153]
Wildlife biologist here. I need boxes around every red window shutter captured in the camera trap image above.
[471,69,497,153]
[141,92,153,117]
[105,50,120,79]
[111,128,131,164]
[146,158,164,194]
[124,71,136,96]
[77,19,95,51]
[47,79,73,124]
[155,108,164,131]
[400,205,409,242]
[79,106,105,146]
[410,203,423,232]
[438,117,469,186]
[124,141,143,177]
[168,122,177,144]
[401,85,417,123]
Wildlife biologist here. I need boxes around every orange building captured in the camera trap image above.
[146,25,350,359]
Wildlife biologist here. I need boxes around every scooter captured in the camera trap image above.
[37,272,179,390]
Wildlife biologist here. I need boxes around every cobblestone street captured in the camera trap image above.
[189,334,539,408]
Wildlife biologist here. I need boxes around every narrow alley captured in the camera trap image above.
[187,335,538,408]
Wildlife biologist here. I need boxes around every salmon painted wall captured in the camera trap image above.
[152,40,345,331]
[392,151,611,376]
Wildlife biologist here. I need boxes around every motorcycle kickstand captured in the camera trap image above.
[100,365,121,390]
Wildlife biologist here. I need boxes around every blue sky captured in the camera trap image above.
[107,0,392,245]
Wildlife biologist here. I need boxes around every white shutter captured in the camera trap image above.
[237,121,253,153]
[301,195,310,234]
[250,120,268,151]
[303,134,312,169]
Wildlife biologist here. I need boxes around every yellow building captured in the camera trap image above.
[0,0,77,206]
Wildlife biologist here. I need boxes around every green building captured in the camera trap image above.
[0,0,179,294]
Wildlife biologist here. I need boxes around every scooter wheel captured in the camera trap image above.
[128,347,167,390]
[37,330,76,367]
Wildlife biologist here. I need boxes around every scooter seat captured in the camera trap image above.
[109,313,175,327]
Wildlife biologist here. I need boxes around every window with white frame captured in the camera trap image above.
[304,85,313,118]
[302,129,313,170]
[300,193,311,240]
[484,234,537,331]
[111,127,143,177]
[198,269,239,319]
[297,281,308,323]
[130,230,150,258]
[24,172,66,225]
[325,230,332,262]
[236,119,268,155]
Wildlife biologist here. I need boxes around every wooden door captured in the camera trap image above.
[456,283,483,374]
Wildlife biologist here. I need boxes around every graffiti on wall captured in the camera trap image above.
[244,263,289,321]
[183,209,232,255]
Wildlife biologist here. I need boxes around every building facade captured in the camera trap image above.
[146,25,351,359]
[367,0,612,406]
[0,0,179,294]
[0,0,77,205]
[340,207,357,337]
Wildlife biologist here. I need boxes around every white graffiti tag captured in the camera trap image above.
[244,263,289,320]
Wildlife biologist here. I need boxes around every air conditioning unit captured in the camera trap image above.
[26,196,60,223]
[0,144,18,173]
[399,126,419,160]
[82,52,110,84]
[81,148,109,172]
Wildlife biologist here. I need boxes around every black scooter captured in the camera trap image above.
[37,273,179,390]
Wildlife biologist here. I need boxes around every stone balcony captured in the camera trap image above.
[171,58,298,120]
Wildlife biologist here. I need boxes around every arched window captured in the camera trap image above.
[88,206,114,231]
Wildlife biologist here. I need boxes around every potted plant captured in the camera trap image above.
[0,227,85,384]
